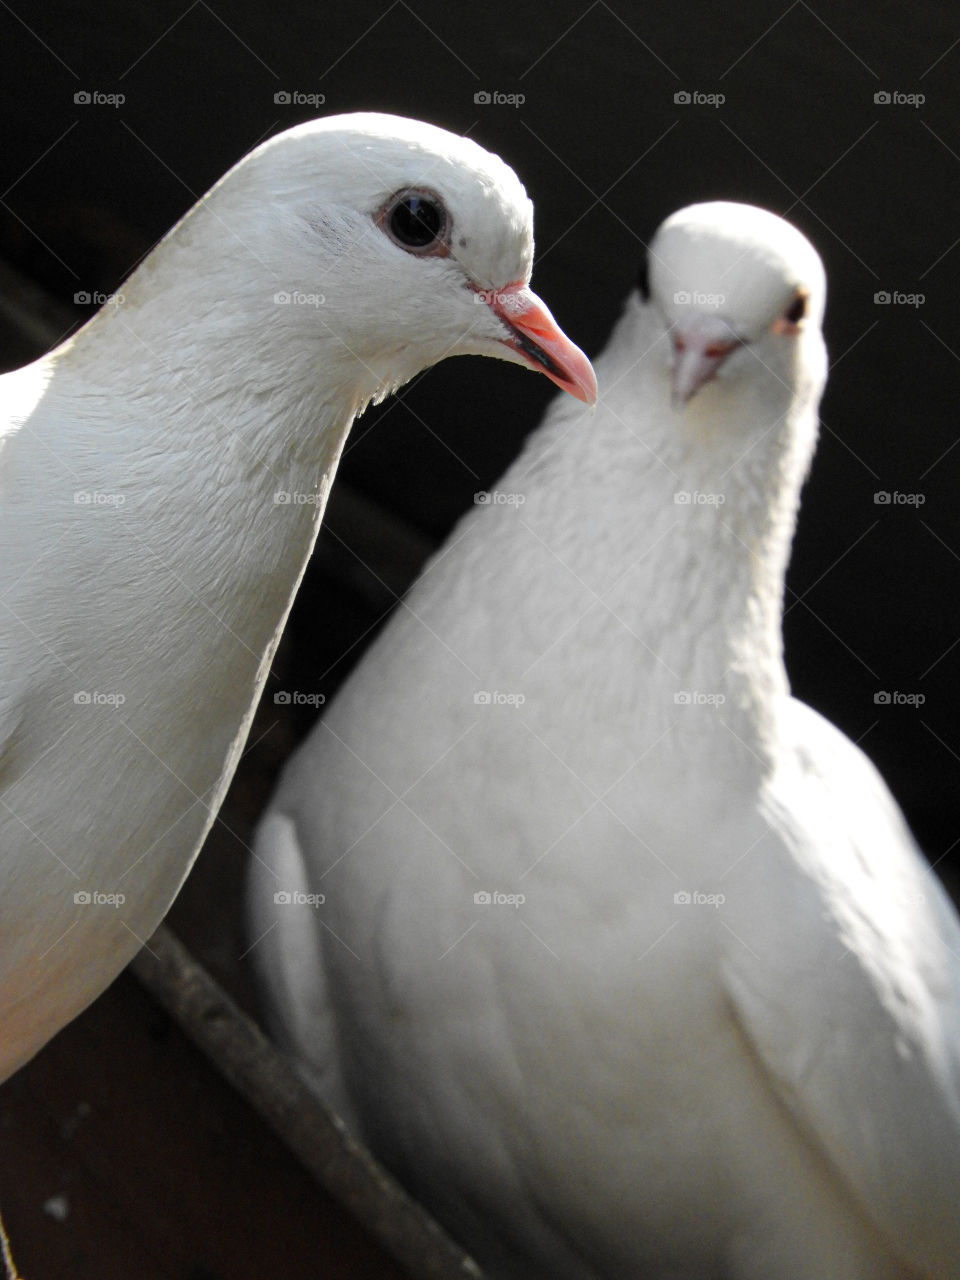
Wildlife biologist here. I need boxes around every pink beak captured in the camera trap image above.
[480,283,597,405]
[671,313,742,405]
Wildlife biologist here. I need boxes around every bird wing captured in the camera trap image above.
[722,698,960,1278]
[246,810,359,1128]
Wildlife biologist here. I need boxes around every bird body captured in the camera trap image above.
[250,202,960,1277]
[0,112,594,1082]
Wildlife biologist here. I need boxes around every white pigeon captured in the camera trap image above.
[249,200,960,1279]
[0,111,596,1085]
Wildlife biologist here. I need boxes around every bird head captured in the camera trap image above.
[642,201,826,411]
[202,112,596,407]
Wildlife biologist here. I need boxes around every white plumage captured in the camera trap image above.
[249,201,960,1278]
[0,112,595,1084]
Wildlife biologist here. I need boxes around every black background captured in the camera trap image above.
[1,0,958,863]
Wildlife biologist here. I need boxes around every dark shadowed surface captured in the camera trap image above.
[0,968,407,1280]
[0,3,958,1276]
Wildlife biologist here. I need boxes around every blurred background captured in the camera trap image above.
[0,2,957,1276]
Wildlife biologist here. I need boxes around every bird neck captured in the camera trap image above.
[490,297,820,781]
[4,242,397,891]
[47,280,367,614]
[60,202,389,470]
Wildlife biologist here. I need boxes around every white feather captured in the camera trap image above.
[250,202,960,1278]
[0,111,562,1082]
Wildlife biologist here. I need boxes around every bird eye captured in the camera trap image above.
[380,189,449,256]
[783,291,807,326]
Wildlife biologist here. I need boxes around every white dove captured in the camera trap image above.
[0,111,596,1084]
[248,201,960,1279]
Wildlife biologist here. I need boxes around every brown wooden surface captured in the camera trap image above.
[132,927,481,1280]
[0,968,408,1280]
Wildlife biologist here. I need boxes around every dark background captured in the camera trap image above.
[1,8,958,875]
[0,4,959,1276]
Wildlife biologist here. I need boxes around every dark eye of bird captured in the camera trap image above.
[636,256,651,302]
[784,292,807,325]
[386,191,446,251]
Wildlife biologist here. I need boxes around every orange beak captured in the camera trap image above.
[479,283,597,405]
